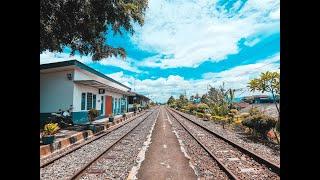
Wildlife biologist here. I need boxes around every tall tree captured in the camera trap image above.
[167,96,175,105]
[190,95,195,101]
[40,0,148,60]
[248,71,280,132]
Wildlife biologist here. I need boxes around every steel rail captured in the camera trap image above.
[169,107,280,175]
[40,111,148,168]
[166,107,239,180]
[69,108,158,180]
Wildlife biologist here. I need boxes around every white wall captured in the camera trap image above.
[73,68,130,92]
[73,80,126,112]
[73,83,101,112]
[40,70,74,113]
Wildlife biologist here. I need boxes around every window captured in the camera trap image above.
[81,93,86,110]
[87,93,93,110]
[93,95,96,109]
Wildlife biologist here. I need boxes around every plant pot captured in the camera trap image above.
[42,135,55,145]
[109,117,114,122]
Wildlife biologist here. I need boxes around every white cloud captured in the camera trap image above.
[40,51,142,73]
[132,0,280,68]
[108,53,280,103]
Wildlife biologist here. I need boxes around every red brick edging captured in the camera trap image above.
[40,112,138,158]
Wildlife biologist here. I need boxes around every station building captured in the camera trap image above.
[40,60,137,126]
[128,93,151,112]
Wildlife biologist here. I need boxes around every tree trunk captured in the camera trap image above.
[271,91,280,134]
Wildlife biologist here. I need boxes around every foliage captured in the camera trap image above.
[40,0,148,60]
[186,103,197,112]
[249,107,261,116]
[242,114,277,139]
[204,113,212,120]
[227,109,239,123]
[209,104,229,116]
[167,96,175,105]
[88,109,99,122]
[196,112,204,118]
[248,71,280,118]
[176,94,188,109]
[43,123,60,136]
[197,103,209,113]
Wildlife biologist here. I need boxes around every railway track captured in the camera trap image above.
[166,107,280,180]
[40,111,148,168]
[40,108,159,180]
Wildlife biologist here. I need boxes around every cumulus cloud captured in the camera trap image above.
[40,51,142,73]
[133,0,280,68]
[107,53,280,103]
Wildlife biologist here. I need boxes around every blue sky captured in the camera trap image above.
[40,0,280,103]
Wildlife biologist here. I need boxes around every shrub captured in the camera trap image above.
[212,115,224,121]
[197,103,209,113]
[88,109,99,123]
[239,112,250,119]
[249,107,261,116]
[242,114,277,139]
[227,109,239,124]
[43,123,60,136]
[204,113,212,120]
[187,103,197,113]
[197,112,204,118]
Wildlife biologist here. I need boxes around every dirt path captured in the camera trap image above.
[137,106,196,180]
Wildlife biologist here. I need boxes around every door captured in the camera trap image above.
[105,96,113,116]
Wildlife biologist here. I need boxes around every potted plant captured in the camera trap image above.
[109,113,114,122]
[122,113,126,120]
[133,103,137,115]
[42,123,60,145]
[87,109,99,132]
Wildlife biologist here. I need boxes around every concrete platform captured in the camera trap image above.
[136,107,196,180]
[40,111,140,158]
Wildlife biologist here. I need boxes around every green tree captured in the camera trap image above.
[225,88,236,109]
[190,95,195,101]
[167,96,175,105]
[248,71,280,133]
[177,94,188,109]
[40,0,148,60]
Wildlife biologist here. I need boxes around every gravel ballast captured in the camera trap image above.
[79,109,159,179]
[173,108,280,165]
[165,108,230,179]
[168,108,279,180]
[40,110,156,180]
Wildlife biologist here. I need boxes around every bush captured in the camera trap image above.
[249,107,261,116]
[204,113,212,120]
[88,109,99,122]
[227,109,239,124]
[239,112,250,119]
[196,112,204,118]
[197,103,209,113]
[187,103,197,113]
[242,114,277,139]
[43,123,60,136]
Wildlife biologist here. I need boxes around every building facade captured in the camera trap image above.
[40,60,133,126]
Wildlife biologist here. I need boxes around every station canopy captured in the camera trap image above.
[74,80,135,96]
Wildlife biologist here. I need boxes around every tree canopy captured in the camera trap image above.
[167,96,175,105]
[40,0,148,60]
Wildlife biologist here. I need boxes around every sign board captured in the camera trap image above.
[99,89,105,94]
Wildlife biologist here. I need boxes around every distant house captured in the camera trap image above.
[40,60,133,126]
[241,95,279,104]
[233,102,250,110]
[128,93,150,111]
[193,98,201,104]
